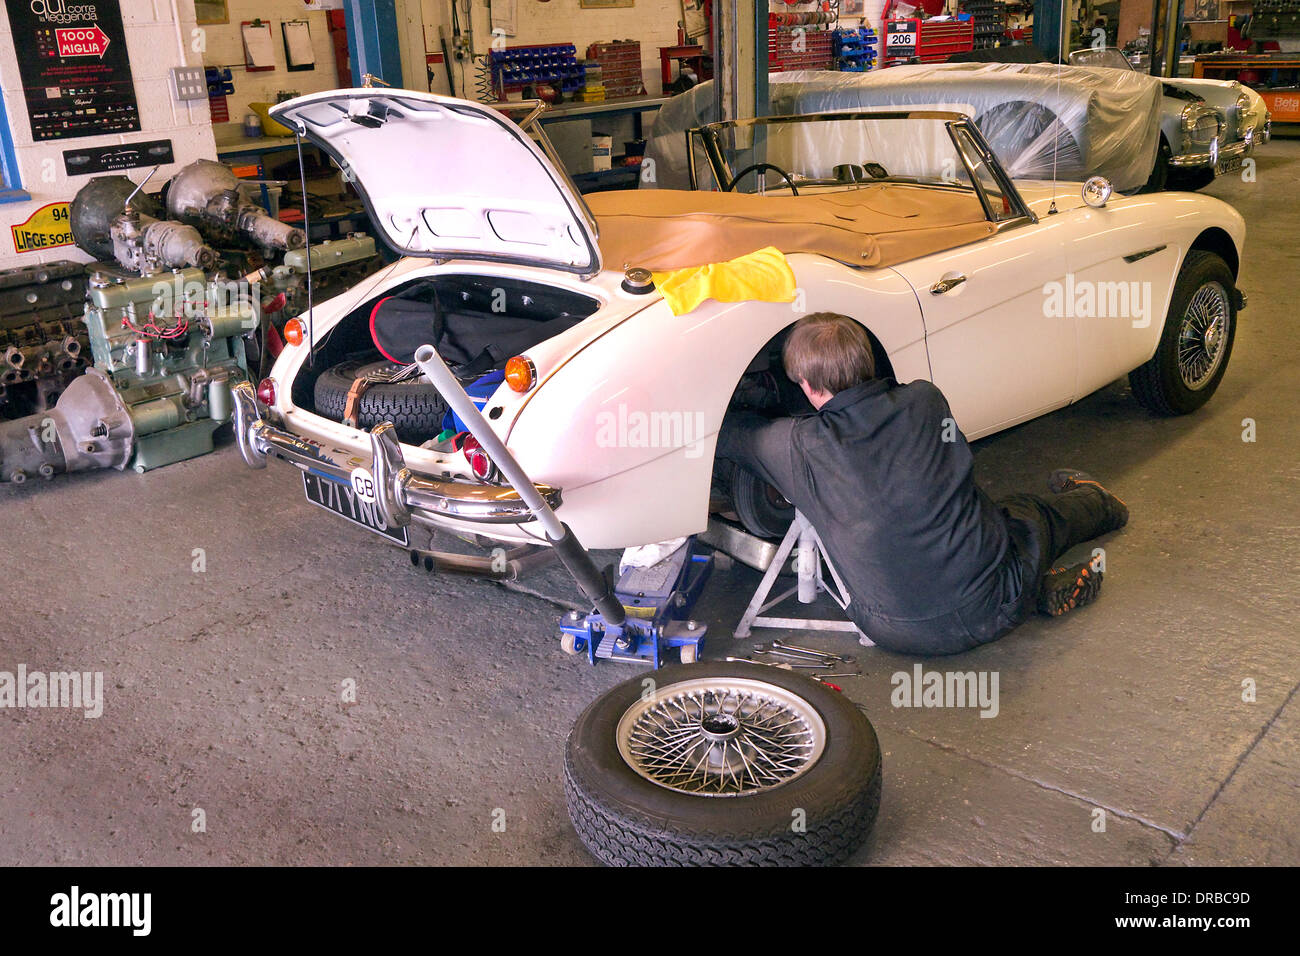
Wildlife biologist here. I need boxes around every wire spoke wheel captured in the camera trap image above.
[1177,281,1230,391]
[616,677,826,796]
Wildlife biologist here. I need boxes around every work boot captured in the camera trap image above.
[1038,555,1104,617]
[1049,468,1129,532]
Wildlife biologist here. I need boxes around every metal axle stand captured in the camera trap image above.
[733,511,871,644]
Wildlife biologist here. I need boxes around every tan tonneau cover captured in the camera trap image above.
[588,185,996,272]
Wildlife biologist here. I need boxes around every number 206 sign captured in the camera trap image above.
[887,21,918,55]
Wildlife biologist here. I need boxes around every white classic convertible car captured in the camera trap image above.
[232,89,1245,551]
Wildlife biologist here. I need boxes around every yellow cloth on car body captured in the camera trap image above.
[651,246,797,316]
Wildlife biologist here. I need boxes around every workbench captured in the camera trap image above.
[536,96,668,136]
[1193,54,1300,123]
[214,131,303,175]
[533,96,667,191]
[214,131,302,217]
[213,129,368,241]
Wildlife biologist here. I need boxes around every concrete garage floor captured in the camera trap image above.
[3,142,1298,868]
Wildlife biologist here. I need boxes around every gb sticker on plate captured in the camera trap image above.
[350,466,377,503]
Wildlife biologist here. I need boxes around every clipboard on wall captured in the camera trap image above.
[242,19,276,72]
[282,20,316,72]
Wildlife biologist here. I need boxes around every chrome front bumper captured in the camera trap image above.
[1169,138,1252,169]
[231,382,560,526]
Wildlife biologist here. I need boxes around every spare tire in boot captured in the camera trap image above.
[564,661,882,866]
[314,358,448,443]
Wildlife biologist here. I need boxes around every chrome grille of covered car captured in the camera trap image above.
[1188,110,1223,147]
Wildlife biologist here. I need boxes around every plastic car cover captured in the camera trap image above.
[645,64,1163,193]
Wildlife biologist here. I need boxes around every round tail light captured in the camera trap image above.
[256,377,276,406]
[460,435,497,482]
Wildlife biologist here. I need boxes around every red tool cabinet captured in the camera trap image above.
[883,18,974,66]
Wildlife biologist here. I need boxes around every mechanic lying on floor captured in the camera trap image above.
[716,312,1129,656]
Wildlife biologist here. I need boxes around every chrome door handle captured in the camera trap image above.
[930,274,967,295]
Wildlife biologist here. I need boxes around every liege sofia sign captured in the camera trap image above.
[10,202,75,255]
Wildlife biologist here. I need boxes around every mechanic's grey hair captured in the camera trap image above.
[782,312,875,395]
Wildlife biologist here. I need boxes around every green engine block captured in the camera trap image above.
[82,267,251,473]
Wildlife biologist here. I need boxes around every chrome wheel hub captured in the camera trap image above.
[616,677,826,796]
[1178,281,1231,391]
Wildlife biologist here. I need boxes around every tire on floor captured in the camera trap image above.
[564,660,882,866]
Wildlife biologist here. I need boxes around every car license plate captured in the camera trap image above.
[301,471,409,545]
[1217,155,1243,175]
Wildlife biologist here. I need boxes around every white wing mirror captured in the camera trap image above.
[1082,176,1113,208]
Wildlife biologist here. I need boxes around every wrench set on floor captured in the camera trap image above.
[727,639,861,681]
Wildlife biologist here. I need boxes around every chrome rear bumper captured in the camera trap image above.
[231,382,560,526]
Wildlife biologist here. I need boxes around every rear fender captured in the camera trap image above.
[505,255,927,546]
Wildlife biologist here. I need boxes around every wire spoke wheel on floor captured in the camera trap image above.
[565,662,882,866]
[617,678,826,796]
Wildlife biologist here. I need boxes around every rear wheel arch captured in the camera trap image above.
[716,319,894,538]
[862,325,896,381]
[725,320,894,415]
[521,298,906,544]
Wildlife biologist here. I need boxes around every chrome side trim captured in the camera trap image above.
[1123,244,1167,264]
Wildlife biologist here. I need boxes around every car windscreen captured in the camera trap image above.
[702,116,981,196]
[1068,48,1133,71]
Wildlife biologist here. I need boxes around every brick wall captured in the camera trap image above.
[0,0,217,268]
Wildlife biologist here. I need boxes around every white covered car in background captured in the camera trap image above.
[232,90,1246,552]
[645,65,1167,194]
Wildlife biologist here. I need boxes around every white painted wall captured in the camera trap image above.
[198,1,342,136]
[0,0,218,268]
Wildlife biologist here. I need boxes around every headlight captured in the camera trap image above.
[1236,92,1251,118]
[1180,103,1199,132]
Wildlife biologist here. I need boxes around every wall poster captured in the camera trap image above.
[4,0,141,142]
